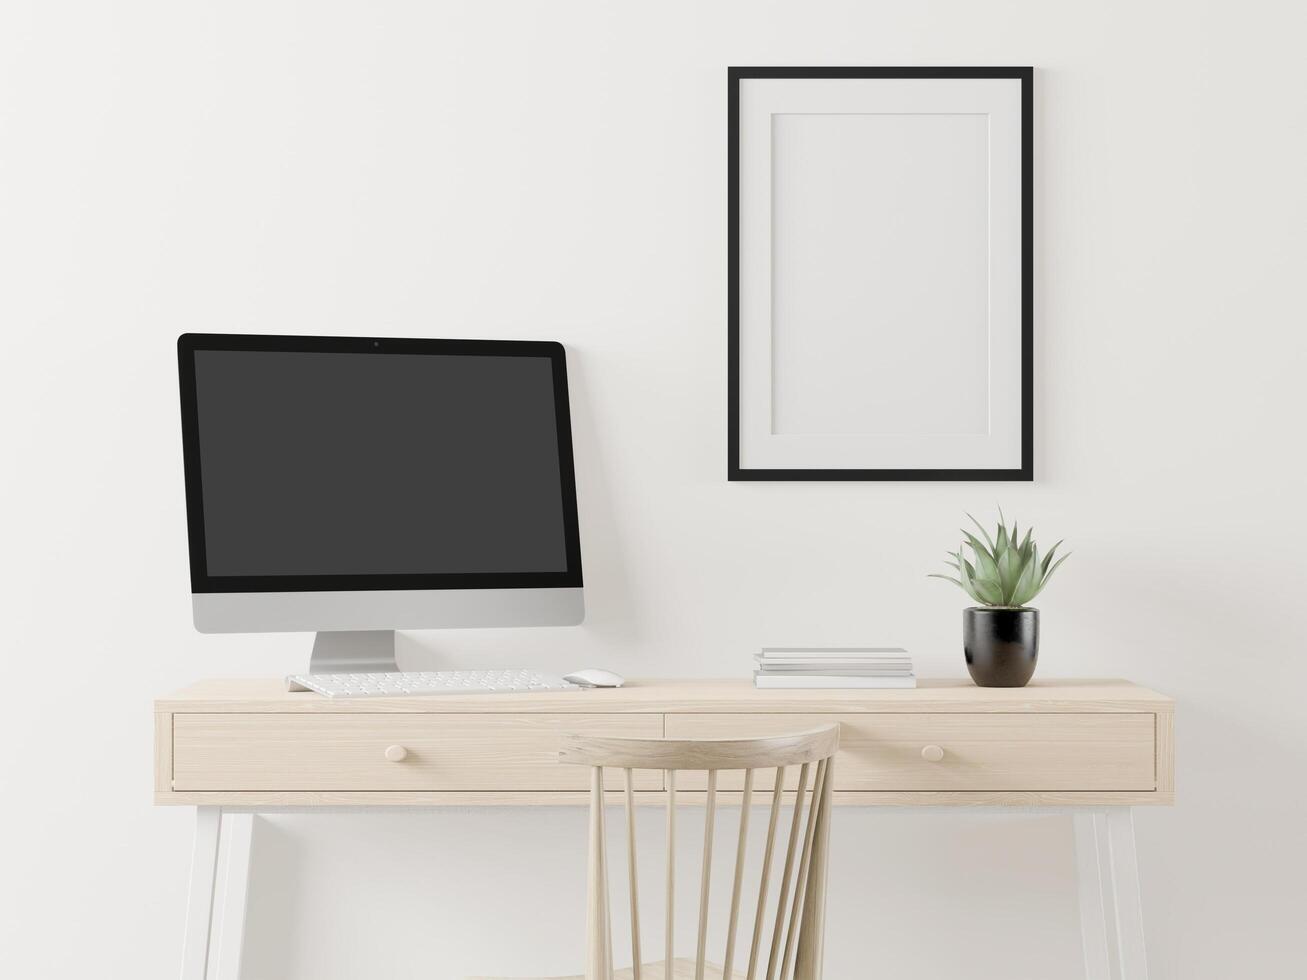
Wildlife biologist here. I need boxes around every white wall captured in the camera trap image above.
[3,1,1305,977]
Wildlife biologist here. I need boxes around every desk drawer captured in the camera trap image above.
[665,713,1156,792]
[172,713,664,792]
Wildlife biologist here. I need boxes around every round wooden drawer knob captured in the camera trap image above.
[384,745,409,762]
[921,744,945,763]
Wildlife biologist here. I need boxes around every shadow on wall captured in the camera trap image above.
[558,350,642,645]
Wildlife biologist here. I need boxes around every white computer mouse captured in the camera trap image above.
[563,668,626,688]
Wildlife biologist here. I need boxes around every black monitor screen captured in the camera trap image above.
[179,337,581,589]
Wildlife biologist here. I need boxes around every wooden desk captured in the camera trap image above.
[156,679,1173,979]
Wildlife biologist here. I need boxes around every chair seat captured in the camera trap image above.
[468,956,747,979]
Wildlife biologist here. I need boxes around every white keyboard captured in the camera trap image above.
[286,669,581,698]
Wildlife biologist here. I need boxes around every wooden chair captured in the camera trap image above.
[468,724,840,980]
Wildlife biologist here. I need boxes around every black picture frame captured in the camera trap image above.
[728,67,1034,482]
[176,333,584,594]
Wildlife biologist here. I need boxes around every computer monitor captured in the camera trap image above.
[177,334,584,673]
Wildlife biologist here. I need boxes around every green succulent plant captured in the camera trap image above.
[929,510,1070,608]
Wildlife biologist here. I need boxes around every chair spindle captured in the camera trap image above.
[587,767,613,980]
[623,768,641,980]
[665,769,676,977]
[765,762,811,980]
[795,757,834,980]
[780,758,828,980]
[721,767,755,979]
[746,766,788,980]
[694,769,718,980]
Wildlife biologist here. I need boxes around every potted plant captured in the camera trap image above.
[929,511,1070,687]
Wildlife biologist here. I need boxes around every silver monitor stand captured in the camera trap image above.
[308,630,398,673]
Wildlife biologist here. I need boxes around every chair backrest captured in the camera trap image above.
[559,725,841,980]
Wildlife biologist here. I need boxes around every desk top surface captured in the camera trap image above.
[157,678,1173,714]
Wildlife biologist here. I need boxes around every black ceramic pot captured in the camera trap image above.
[964,607,1039,687]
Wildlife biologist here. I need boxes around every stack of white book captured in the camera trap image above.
[753,647,916,689]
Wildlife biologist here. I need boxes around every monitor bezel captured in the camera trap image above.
[177,333,584,594]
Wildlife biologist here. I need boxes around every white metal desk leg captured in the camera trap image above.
[1073,808,1149,980]
[182,808,222,980]
[1073,811,1111,980]
[1104,808,1149,980]
[181,808,254,980]
[211,812,254,980]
